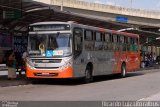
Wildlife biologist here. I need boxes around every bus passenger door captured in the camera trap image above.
[113,35,121,73]
[126,37,132,71]
[115,36,126,73]
[127,37,136,71]
[73,28,84,77]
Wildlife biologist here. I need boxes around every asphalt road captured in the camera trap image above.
[0,69,160,102]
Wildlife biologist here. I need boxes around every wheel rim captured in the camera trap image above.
[86,69,91,79]
[122,66,126,77]
[85,67,93,83]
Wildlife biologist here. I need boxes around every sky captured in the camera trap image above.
[80,0,160,11]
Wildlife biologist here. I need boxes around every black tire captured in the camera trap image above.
[83,66,93,83]
[121,64,126,78]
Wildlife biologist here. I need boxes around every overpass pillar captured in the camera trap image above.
[156,47,159,56]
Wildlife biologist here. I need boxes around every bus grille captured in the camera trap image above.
[34,73,58,76]
[35,67,59,69]
[32,59,62,63]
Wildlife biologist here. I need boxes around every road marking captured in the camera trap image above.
[137,98,146,101]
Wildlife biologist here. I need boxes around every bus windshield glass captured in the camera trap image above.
[28,33,72,57]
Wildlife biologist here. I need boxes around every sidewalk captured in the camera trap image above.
[139,64,160,71]
[0,70,30,87]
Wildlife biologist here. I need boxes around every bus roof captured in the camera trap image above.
[112,30,139,37]
[29,21,70,26]
[30,21,139,37]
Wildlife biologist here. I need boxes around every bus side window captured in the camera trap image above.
[117,35,120,51]
[104,33,110,50]
[95,32,103,50]
[85,30,93,41]
[136,38,139,51]
[104,33,110,42]
[113,34,117,51]
[133,38,138,52]
[120,36,125,51]
[129,37,134,51]
[109,34,113,50]
[95,32,102,42]
[73,28,83,58]
[127,37,130,51]
[84,30,94,51]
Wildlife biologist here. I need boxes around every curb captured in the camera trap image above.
[0,75,30,87]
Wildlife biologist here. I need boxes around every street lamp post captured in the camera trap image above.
[131,0,133,8]
[61,0,63,11]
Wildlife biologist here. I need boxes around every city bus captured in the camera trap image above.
[26,21,140,83]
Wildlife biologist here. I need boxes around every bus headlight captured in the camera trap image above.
[59,61,72,70]
[27,63,35,69]
[27,60,35,69]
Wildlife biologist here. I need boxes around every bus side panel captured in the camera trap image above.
[93,51,106,75]
[112,51,140,74]
[90,51,115,76]
[72,50,116,77]
[136,52,140,70]
[125,52,140,72]
[131,52,140,71]
[72,53,88,78]
[101,51,115,75]
[113,52,121,73]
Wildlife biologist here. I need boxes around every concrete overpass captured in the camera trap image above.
[0,0,160,37]
[1,0,159,32]
[0,0,160,64]
[47,0,160,31]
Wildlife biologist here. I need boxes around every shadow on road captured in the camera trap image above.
[29,72,144,86]
[92,72,144,83]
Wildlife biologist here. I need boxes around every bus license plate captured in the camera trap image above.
[42,73,49,75]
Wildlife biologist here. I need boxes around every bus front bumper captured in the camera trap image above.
[26,66,73,78]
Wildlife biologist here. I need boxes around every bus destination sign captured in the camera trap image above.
[29,24,70,31]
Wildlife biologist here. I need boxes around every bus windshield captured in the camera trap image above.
[28,33,72,57]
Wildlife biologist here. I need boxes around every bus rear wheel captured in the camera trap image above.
[121,64,126,78]
[83,66,93,83]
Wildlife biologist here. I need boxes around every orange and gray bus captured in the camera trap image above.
[26,21,140,83]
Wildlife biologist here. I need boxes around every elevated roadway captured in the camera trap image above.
[49,0,160,28]
[33,0,160,46]
[0,0,160,46]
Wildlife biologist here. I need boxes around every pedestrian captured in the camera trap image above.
[140,52,145,68]
[153,53,156,64]
[6,50,17,80]
[22,51,27,64]
[21,47,28,76]
[144,53,148,67]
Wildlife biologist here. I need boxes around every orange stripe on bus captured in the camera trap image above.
[26,66,73,78]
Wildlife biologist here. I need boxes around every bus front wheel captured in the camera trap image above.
[83,66,93,83]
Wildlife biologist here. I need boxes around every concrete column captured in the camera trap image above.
[158,47,160,56]
[156,47,159,56]
[152,46,156,54]
[148,46,151,53]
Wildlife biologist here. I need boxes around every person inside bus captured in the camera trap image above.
[48,36,57,50]
[39,43,45,55]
